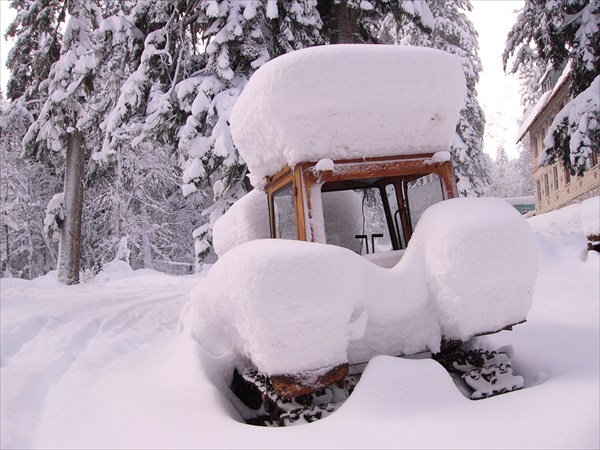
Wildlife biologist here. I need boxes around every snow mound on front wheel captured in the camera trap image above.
[414,197,538,340]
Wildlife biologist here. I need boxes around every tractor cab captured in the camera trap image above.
[266,153,456,267]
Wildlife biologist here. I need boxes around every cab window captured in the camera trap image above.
[271,183,296,239]
[405,174,444,230]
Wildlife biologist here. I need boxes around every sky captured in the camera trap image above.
[0,0,524,159]
[468,0,524,159]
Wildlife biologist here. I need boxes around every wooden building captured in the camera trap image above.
[517,67,599,215]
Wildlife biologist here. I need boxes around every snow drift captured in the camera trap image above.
[3,201,599,449]
[212,190,270,257]
[230,45,467,188]
[580,196,599,237]
[212,189,363,257]
[182,198,537,379]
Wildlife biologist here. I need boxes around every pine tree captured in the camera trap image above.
[4,0,65,279]
[181,1,325,266]
[490,146,533,198]
[0,92,60,278]
[3,0,487,276]
[516,51,547,115]
[504,0,599,174]
[492,146,513,198]
[5,0,64,104]
[20,0,101,284]
[386,0,493,197]
[542,75,599,176]
[516,145,534,195]
[81,1,205,273]
[91,1,326,268]
[91,1,448,267]
[316,0,434,44]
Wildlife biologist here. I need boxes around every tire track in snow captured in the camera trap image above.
[1,316,51,367]
[1,317,103,449]
[0,275,199,449]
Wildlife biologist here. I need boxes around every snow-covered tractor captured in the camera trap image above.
[180,45,538,425]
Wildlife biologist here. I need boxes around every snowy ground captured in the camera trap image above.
[1,205,599,449]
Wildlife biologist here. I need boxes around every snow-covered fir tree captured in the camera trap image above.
[384,0,493,197]
[177,1,324,267]
[515,50,547,115]
[19,0,101,284]
[4,0,210,277]
[493,146,511,198]
[4,0,64,104]
[542,76,599,176]
[490,146,533,198]
[516,145,535,196]
[504,0,599,176]
[316,0,434,44]
[81,1,206,273]
[4,0,507,275]
[182,0,436,265]
[89,1,325,268]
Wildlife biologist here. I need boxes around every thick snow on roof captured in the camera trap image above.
[231,45,467,188]
[517,91,552,142]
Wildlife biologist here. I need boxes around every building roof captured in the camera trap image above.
[516,64,571,143]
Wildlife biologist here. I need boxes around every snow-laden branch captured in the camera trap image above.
[542,75,600,174]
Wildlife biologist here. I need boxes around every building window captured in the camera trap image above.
[536,179,542,203]
[533,135,538,158]
[553,166,559,191]
[591,150,599,167]
[565,167,571,184]
[544,173,550,197]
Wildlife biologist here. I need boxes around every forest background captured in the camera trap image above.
[0,0,597,283]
